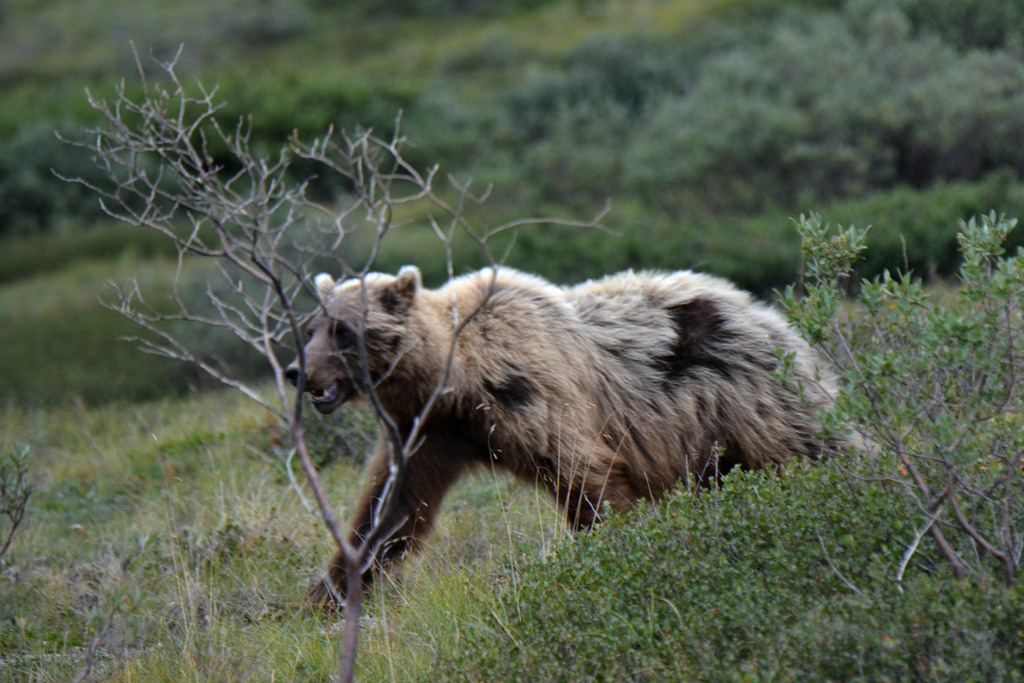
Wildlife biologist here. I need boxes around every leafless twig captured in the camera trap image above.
[64,46,604,682]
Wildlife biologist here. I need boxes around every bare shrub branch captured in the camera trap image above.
[63,46,605,681]
[0,444,34,563]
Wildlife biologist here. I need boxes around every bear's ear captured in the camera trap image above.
[395,265,422,296]
[314,273,336,301]
[380,265,422,313]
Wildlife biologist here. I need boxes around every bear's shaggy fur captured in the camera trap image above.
[288,265,846,606]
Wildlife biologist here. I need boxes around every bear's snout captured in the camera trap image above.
[283,357,353,414]
[285,362,301,387]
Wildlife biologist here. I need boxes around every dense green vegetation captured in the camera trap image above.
[3,0,1024,406]
[450,465,1023,680]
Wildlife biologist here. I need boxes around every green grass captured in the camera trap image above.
[0,251,269,408]
[0,222,178,285]
[0,388,563,680]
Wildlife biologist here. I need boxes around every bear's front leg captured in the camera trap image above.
[308,430,480,610]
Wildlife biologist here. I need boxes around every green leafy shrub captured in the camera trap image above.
[505,175,1024,295]
[884,0,1024,49]
[355,0,557,17]
[442,462,1023,680]
[813,170,1024,281]
[500,33,688,137]
[781,211,1024,584]
[906,50,1024,183]
[624,4,1024,216]
[487,34,689,206]
[212,0,313,45]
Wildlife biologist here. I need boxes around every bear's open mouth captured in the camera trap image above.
[309,381,341,406]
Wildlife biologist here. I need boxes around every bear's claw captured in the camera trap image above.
[307,577,346,613]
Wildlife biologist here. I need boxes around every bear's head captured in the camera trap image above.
[286,265,423,414]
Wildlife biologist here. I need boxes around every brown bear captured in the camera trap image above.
[287,265,846,607]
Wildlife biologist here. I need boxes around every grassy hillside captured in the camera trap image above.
[0,388,567,680]
[2,3,1024,677]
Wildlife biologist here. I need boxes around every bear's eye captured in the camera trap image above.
[331,321,357,348]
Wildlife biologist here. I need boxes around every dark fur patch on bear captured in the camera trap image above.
[654,298,736,386]
[484,366,535,409]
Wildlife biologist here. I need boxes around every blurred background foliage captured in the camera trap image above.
[2,0,1024,406]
